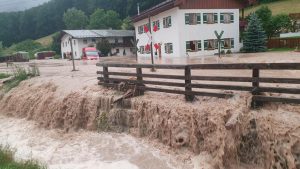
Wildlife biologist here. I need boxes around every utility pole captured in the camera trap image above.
[69,37,77,71]
[148,15,155,72]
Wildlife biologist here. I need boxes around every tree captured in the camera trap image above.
[255,6,292,38]
[97,39,112,56]
[63,8,88,29]
[243,13,267,53]
[255,6,272,32]
[267,14,292,38]
[0,42,4,56]
[51,33,61,55]
[88,9,106,29]
[89,9,122,29]
[121,17,134,30]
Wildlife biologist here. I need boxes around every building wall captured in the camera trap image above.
[134,7,240,59]
[61,35,133,59]
[134,7,181,59]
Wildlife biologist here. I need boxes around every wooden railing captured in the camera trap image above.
[96,62,300,106]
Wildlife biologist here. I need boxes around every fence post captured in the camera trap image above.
[136,67,145,95]
[103,66,109,84]
[185,66,195,101]
[252,68,261,108]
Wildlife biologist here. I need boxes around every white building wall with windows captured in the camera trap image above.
[134,8,240,58]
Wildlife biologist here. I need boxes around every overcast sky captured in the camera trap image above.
[0,0,50,12]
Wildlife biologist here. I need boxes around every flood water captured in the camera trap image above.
[0,116,191,169]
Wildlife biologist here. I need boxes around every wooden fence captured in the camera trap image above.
[96,63,300,106]
[267,38,300,49]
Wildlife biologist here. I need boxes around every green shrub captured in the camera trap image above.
[226,50,232,54]
[0,73,10,79]
[54,55,61,59]
[2,65,39,92]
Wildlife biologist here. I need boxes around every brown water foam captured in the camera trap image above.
[0,80,299,169]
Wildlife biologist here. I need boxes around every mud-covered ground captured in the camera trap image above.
[0,51,299,169]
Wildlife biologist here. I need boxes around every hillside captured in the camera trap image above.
[35,32,57,47]
[244,0,300,16]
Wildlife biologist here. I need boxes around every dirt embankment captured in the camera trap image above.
[0,79,299,169]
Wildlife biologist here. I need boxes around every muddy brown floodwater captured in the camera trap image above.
[0,116,193,169]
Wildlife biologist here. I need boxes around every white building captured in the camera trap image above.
[132,0,246,59]
[60,30,135,59]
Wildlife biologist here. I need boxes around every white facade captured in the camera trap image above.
[134,7,240,59]
[61,30,135,59]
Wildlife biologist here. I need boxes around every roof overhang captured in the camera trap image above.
[131,0,248,23]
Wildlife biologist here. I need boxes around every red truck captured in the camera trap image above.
[82,47,100,60]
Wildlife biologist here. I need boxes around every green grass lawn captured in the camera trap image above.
[0,147,46,169]
[244,0,300,16]
[0,73,10,80]
[268,47,295,52]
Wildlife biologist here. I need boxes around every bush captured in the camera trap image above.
[54,55,61,59]
[97,39,111,56]
[226,50,232,54]
[221,50,225,55]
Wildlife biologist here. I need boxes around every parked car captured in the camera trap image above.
[82,47,100,60]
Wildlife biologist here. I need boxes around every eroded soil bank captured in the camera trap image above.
[0,78,299,169]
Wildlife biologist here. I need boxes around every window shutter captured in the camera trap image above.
[164,44,167,53]
[214,13,218,23]
[186,41,190,52]
[169,17,172,27]
[231,39,234,48]
[158,21,160,29]
[220,14,224,23]
[230,14,234,23]
[185,14,190,25]
[197,13,201,24]
[170,44,173,53]
[203,14,208,23]
[204,40,208,50]
[197,41,201,51]
[163,18,166,28]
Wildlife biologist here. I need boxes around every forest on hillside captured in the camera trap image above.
[0,0,164,47]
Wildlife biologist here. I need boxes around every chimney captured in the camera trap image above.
[137,3,140,15]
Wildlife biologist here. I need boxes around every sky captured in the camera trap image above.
[0,0,50,12]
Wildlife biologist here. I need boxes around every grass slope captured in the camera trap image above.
[35,33,57,47]
[244,0,300,16]
[0,146,46,169]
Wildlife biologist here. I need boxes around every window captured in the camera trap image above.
[83,39,88,44]
[152,20,160,30]
[73,40,76,45]
[186,41,202,52]
[139,46,145,54]
[221,38,235,49]
[203,13,218,24]
[138,25,144,34]
[138,23,150,34]
[220,13,234,24]
[204,40,217,50]
[185,13,201,25]
[115,38,119,44]
[92,39,96,43]
[164,43,173,54]
[163,16,172,28]
[116,49,120,53]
